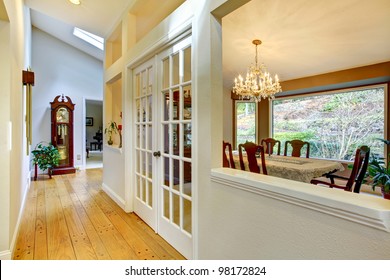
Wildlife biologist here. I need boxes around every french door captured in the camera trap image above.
[134,59,157,229]
[157,36,193,259]
[133,36,193,259]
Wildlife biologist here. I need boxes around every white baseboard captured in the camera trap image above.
[7,171,31,260]
[0,250,12,260]
[101,183,126,211]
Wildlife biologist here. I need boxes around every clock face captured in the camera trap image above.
[56,107,69,123]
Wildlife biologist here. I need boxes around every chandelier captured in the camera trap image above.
[232,39,282,102]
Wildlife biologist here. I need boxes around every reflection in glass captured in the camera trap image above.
[183,198,192,234]
[147,152,152,179]
[136,176,141,199]
[183,161,192,186]
[172,193,180,227]
[172,124,179,154]
[183,85,191,120]
[142,178,146,203]
[147,125,152,151]
[183,123,191,151]
[56,107,69,123]
[162,58,169,89]
[141,125,146,149]
[136,150,140,173]
[141,151,146,175]
[163,124,169,154]
[147,179,153,207]
[163,156,170,187]
[173,159,180,190]
[136,74,140,97]
[56,123,70,165]
[148,66,154,92]
[163,188,170,219]
[163,91,169,121]
[148,96,152,122]
[136,99,140,122]
[184,47,191,82]
[173,88,179,121]
[172,53,179,86]
[136,125,140,148]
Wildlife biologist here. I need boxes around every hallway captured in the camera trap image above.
[13,169,184,260]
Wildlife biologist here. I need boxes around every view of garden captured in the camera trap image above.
[236,86,385,160]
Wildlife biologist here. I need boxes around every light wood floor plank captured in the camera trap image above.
[34,180,48,259]
[44,178,76,260]
[69,179,139,259]
[13,168,184,260]
[96,189,185,260]
[13,180,38,260]
[54,176,98,260]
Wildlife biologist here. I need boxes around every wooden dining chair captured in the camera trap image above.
[222,141,236,169]
[284,140,310,158]
[261,138,281,155]
[310,145,370,193]
[238,141,267,175]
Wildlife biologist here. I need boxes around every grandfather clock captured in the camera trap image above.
[50,94,76,175]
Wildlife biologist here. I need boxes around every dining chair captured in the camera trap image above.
[261,138,281,155]
[222,141,236,169]
[238,141,267,175]
[284,140,310,158]
[310,145,370,193]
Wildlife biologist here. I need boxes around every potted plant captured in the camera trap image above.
[31,142,60,180]
[104,121,118,145]
[367,139,390,199]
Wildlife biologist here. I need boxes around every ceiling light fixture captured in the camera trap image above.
[68,0,81,5]
[233,39,282,102]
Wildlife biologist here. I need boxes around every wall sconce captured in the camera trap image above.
[22,69,34,154]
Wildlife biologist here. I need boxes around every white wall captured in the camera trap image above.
[31,28,103,170]
[209,168,390,259]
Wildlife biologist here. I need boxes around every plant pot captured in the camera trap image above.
[382,190,390,200]
[107,139,113,145]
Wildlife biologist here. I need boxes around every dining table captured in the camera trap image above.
[231,151,344,183]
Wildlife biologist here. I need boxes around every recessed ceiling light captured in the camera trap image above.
[68,0,81,5]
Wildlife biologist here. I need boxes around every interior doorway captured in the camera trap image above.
[85,99,103,169]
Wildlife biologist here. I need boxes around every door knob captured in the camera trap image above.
[153,151,161,157]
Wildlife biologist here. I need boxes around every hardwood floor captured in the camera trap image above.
[13,168,185,260]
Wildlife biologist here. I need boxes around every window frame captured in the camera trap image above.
[270,83,388,161]
[234,100,258,149]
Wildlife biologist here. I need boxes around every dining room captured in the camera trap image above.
[220,0,390,199]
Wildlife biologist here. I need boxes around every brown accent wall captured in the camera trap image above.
[280,62,390,93]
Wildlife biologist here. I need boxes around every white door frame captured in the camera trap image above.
[82,96,103,170]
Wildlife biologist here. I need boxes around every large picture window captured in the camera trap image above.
[236,101,257,148]
[272,85,386,160]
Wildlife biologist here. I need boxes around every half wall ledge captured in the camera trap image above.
[211,168,390,232]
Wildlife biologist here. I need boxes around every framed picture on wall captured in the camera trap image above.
[86,117,93,126]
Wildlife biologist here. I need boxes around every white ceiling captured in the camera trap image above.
[22,0,390,86]
[25,0,134,61]
[223,0,390,88]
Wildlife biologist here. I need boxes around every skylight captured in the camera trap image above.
[73,27,104,50]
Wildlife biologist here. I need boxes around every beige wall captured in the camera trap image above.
[0,0,31,260]
[0,17,11,258]
[280,62,390,93]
